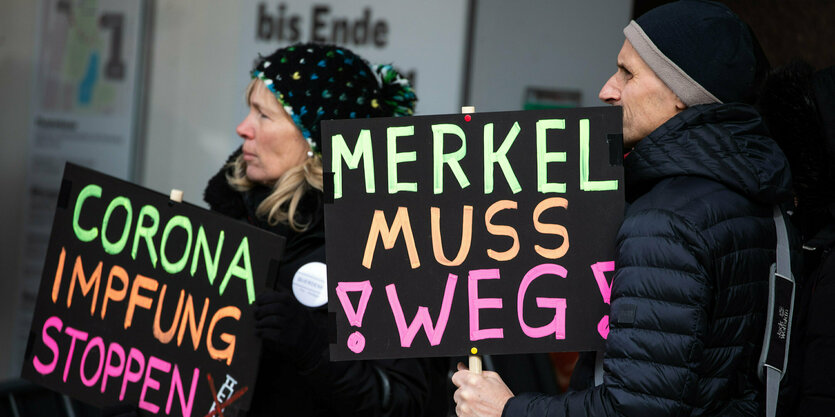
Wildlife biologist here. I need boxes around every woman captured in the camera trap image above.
[204,43,447,417]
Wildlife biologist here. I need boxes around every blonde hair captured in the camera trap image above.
[226,79,324,232]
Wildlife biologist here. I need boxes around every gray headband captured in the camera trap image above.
[623,20,721,106]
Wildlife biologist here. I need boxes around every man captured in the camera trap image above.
[452,1,793,416]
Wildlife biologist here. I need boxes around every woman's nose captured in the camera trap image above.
[236,116,254,140]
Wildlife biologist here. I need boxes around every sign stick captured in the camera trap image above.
[170,188,184,202]
[461,105,482,375]
[21,164,282,413]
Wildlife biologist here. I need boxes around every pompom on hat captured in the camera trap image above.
[624,0,769,106]
[251,43,417,155]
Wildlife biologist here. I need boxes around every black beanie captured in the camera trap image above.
[251,43,417,154]
[624,0,769,105]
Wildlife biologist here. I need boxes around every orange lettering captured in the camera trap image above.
[153,285,185,344]
[67,255,103,315]
[431,206,473,266]
[177,295,209,351]
[362,207,420,269]
[124,274,158,329]
[52,247,66,303]
[533,197,569,259]
[101,265,129,319]
[485,200,520,261]
[207,305,240,366]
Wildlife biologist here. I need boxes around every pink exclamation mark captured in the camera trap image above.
[335,281,373,353]
[590,261,615,339]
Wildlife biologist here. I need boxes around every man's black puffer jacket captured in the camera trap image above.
[504,103,793,416]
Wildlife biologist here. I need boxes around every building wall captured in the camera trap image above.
[0,0,631,380]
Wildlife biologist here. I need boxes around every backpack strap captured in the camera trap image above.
[759,206,796,417]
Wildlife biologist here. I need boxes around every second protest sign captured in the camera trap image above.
[323,107,624,360]
[22,163,284,415]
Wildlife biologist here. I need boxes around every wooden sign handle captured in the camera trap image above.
[469,349,483,374]
[461,105,482,375]
[170,189,184,202]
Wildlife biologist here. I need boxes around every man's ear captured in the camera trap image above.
[674,97,687,111]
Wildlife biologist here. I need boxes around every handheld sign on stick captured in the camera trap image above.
[322,106,624,367]
[461,105,482,375]
[22,164,285,416]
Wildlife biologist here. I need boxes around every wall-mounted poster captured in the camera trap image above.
[322,107,624,360]
[13,0,150,376]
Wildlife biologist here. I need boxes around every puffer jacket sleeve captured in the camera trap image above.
[504,206,711,417]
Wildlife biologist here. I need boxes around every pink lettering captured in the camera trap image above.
[468,269,504,341]
[591,261,614,339]
[336,281,373,326]
[80,337,105,387]
[33,316,63,376]
[386,274,457,347]
[591,261,615,303]
[139,356,171,413]
[120,348,146,400]
[63,326,89,382]
[347,332,366,354]
[517,263,568,339]
[166,365,199,417]
[598,316,609,339]
[101,341,126,394]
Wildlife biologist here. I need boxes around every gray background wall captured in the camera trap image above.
[0,0,631,380]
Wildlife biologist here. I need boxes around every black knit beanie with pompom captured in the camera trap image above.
[251,43,417,155]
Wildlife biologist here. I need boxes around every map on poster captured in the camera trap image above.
[37,0,136,115]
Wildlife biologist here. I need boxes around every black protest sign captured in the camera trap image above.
[323,107,624,360]
[22,163,284,416]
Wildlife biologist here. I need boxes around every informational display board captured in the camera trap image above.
[237,0,470,117]
[323,107,624,360]
[21,164,284,416]
[13,0,149,376]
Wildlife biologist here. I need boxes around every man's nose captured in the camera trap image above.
[598,75,620,104]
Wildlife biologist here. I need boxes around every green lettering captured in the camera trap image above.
[220,237,255,304]
[484,122,522,194]
[331,130,375,199]
[387,125,417,193]
[536,119,567,193]
[131,205,160,268]
[101,196,132,255]
[160,215,193,275]
[190,226,225,285]
[432,124,470,194]
[73,184,102,242]
[579,119,619,191]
